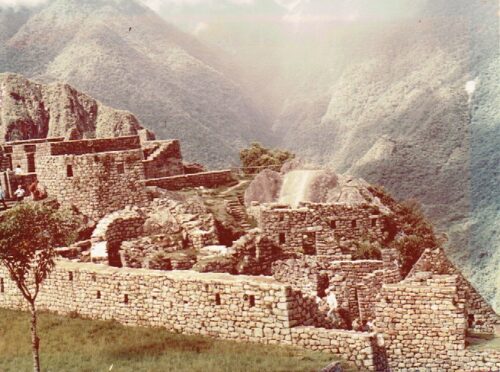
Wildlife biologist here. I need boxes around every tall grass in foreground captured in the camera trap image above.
[0,308,355,372]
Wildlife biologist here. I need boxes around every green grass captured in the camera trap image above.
[0,308,352,372]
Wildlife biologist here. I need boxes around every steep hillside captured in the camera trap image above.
[0,72,142,140]
[266,1,499,307]
[160,0,499,307]
[0,0,271,166]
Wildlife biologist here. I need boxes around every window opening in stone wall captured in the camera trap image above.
[279,232,286,244]
[0,278,4,293]
[124,294,129,304]
[351,220,357,228]
[68,272,73,281]
[215,293,221,305]
[468,314,475,328]
[302,232,316,255]
[91,274,96,282]
[371,218,377,227]
[249,295,255,307]
[96,290,101,299]
[27,153,35,173]
[66,164,73,178]
[330,220,337,229]
[279,214,284,222]
[317,274,329,298]
[117,163,125,174]
[94,155,99,163]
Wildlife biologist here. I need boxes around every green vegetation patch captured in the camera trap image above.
[0,308,353,372]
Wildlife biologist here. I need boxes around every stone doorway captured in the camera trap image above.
[302,232,316,255]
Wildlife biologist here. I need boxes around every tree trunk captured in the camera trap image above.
[29,302,41,372]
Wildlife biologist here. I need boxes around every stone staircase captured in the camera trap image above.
[225,196,251,230]
[144,142,170,162]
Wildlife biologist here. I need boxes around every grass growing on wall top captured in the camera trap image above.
[0,308,354,372]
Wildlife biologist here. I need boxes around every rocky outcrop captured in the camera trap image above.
[0,73,142,142]
[244,168,282,206]
[245,167,390,214]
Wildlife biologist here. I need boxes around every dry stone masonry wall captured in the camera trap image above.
[0,262,381,371]
[259,203,387,257]
[144,170,235,191]
[375,275,500,371]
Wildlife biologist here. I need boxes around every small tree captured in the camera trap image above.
[240,142,295,174]
[0,202,79,372]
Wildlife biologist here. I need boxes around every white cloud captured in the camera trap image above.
[0,0,47,7]
[140,0,254,11]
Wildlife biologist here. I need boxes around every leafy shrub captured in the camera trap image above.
[239,142,294,174]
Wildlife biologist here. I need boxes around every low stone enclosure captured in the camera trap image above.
[0,134,236,221]
[0,260,499,371]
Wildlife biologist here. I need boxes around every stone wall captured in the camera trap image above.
[290,326,378,371]
[259,203,386,257]
[144,170,235,191]
[90,209,145,266]
[35,145,149,221]
[375,275,466,370]
[142,140,184,179]
[0,261,380,371]
[230,230,277,275]
[272,257,324,297]
[47,136,141,156]
[408,248,500,334]
[374,274,500,371]
[327,260,385,319]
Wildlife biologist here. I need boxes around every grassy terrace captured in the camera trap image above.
[0,309,354,372]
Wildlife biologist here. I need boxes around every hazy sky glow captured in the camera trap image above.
[0,0,47,6]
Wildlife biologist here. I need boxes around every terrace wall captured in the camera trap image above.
[144,170,235,191]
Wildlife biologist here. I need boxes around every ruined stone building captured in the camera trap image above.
[0,134,499,371]
[0,131,234,221]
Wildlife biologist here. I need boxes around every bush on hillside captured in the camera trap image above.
[240,143,294,174]
[369,185,442,276]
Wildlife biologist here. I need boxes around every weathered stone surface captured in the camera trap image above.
[244,169,282,206]
[0,73,142,142]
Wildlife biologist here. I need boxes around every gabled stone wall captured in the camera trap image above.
[142,140,184,179]
[375,275,467,370]
[375,274,500,371]
[408,248,500,334]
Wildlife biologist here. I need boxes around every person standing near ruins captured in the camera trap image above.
[29,180,41,201]
[0,184,8,210]
[14,184,25,203]
[14,164,23,175]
